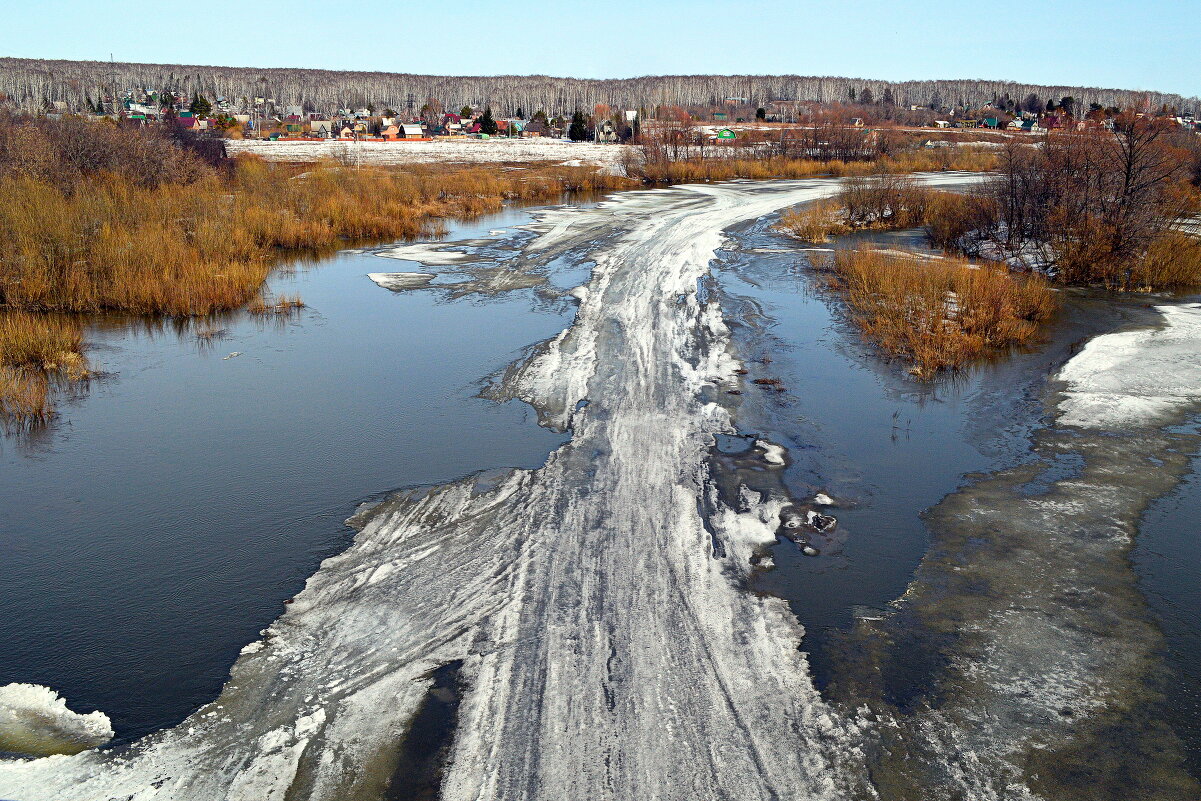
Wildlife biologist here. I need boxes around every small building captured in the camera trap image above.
[382,124,401,140]
[401,123,425,139]
[594,119,618,143]
[523,119,549,137]
[934,120,951,128]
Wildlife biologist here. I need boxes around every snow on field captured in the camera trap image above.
[226,137,630,167]
[1057,303,1201,429]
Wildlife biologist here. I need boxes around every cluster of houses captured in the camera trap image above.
[51,88,587,140]
[291,112,558,141]
[931,110,1199,133]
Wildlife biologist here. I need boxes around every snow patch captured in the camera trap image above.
[368,272,435,291]
[1057,304,1201,429]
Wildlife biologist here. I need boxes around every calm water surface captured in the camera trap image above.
[0,206,574,743]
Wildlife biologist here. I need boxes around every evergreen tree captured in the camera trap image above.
[858,87,874,104]
[755,107,766,120]
[882,87,895,106]
[189,92,212,117]
[848,87,857,103]
[568,110,588,141]
[478,107,498,135]
[515,106,524,119]
[460,105,473,118]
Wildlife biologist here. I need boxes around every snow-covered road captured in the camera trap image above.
[0,177,897,800]
[18,172,1180,801]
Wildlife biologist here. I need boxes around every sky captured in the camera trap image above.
[3,0,1199,97]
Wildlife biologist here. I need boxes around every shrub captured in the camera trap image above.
[777,199,849,242]
[824,248,1057,378]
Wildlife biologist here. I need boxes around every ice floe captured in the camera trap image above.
[1057,303,1201,429]
[367,272,435,291]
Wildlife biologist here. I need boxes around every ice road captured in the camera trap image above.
[0,174,1029,801]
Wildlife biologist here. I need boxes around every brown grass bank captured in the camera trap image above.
[777,175,997,246]
[823,248,1058,379]
[636,147,998,185]
[0,312,87,427]
[0,154,632,425]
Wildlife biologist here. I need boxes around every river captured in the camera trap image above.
[1,177,1199,800]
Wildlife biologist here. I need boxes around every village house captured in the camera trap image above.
[594,119,618,143]
[523,118,548,137]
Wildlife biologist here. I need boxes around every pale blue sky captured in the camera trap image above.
[3,0,1198,97]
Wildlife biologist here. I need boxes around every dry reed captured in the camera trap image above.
[0,311,87,426]
[824,248,1057,378]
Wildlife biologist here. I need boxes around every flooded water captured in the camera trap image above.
[3,182,1200,798]
[0,206,576,744]
[716,218,1201,784]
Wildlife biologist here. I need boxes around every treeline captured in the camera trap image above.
[3,56,1197,119]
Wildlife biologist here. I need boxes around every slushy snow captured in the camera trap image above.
[1057,303,1201,429]
[0,684,113,756]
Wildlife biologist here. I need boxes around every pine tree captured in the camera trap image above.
[568,110,588,141]
[189,92,212,118]
[755,107,766,120]
[478,107,498,135]
[460,106,473,118]
[515,107,524,119]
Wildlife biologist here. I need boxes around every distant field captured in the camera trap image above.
[226,137,630,167]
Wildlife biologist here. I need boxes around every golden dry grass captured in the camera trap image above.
[777,175,1002,247]
[1128,232,1201,291]
[638,147,998,184]
[777,199,850,243]
[824,248,1057,378]
[0,157,635,317]
[0,311,87,427]
[0,157,634,425]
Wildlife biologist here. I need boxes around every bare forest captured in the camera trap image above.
[3,57,1197,118]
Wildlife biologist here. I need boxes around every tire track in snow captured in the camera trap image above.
[0,175,985,801]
